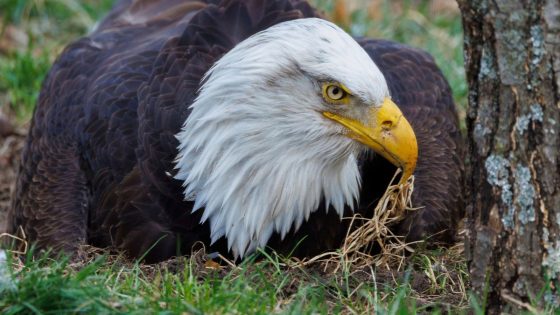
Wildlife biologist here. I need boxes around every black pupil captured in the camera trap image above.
[332,87,340,96]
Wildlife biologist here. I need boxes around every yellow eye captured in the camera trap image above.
[322,83,349,104]
[326,85,344,100]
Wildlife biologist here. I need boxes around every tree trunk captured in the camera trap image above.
[457,0,560,312]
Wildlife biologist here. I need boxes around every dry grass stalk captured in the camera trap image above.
[292,169,420,273]
[0,226,27,256]
[0,226,27,273]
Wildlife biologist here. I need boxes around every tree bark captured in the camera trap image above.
[457,0,560,312]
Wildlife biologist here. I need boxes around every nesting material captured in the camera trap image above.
[0,226,27,256]
[295,169,420,272]
[0,227,27,276]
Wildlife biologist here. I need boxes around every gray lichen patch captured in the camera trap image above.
[515,104,543,135]
[513,164,536,224]
[530,25,545,65]
[479,47,496,79]
[545,118,557,136]
[530,103,543,122]
[543,237,560,280]
[485,154,515,229]
[542,229,560,305]
[485,158,537,229]
[474,122,492,140]
[544,291,560,309]
[515,114,531,135]
[543,117,558,168]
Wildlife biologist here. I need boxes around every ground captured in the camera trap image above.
[0,1,472,313]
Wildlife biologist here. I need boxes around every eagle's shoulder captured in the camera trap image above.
[358,38,454,113]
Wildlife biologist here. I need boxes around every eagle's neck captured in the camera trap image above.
[174,95,362,258]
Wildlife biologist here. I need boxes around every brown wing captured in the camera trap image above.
[358,38,465,243]
[10,0,320,262]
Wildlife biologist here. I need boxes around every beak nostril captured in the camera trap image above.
[381,120,393,129]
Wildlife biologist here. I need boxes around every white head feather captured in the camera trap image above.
[174,18,390,257]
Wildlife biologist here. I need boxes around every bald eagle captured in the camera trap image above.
[9,0,463,262]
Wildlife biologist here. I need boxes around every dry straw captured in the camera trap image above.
[0,226,27,256]
[291,169,421,273]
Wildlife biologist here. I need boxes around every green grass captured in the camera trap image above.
[0,48,50,119]
[1,248,469,314]
[0,0,113,120]
[0,0,113,28]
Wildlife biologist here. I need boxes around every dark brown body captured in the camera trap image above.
[9,0,464,262]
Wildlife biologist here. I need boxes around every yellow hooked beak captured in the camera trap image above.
[323,98,418,184]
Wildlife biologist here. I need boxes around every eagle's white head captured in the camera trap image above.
[174,18,417,257]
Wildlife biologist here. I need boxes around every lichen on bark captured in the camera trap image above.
[458,0,560,312]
